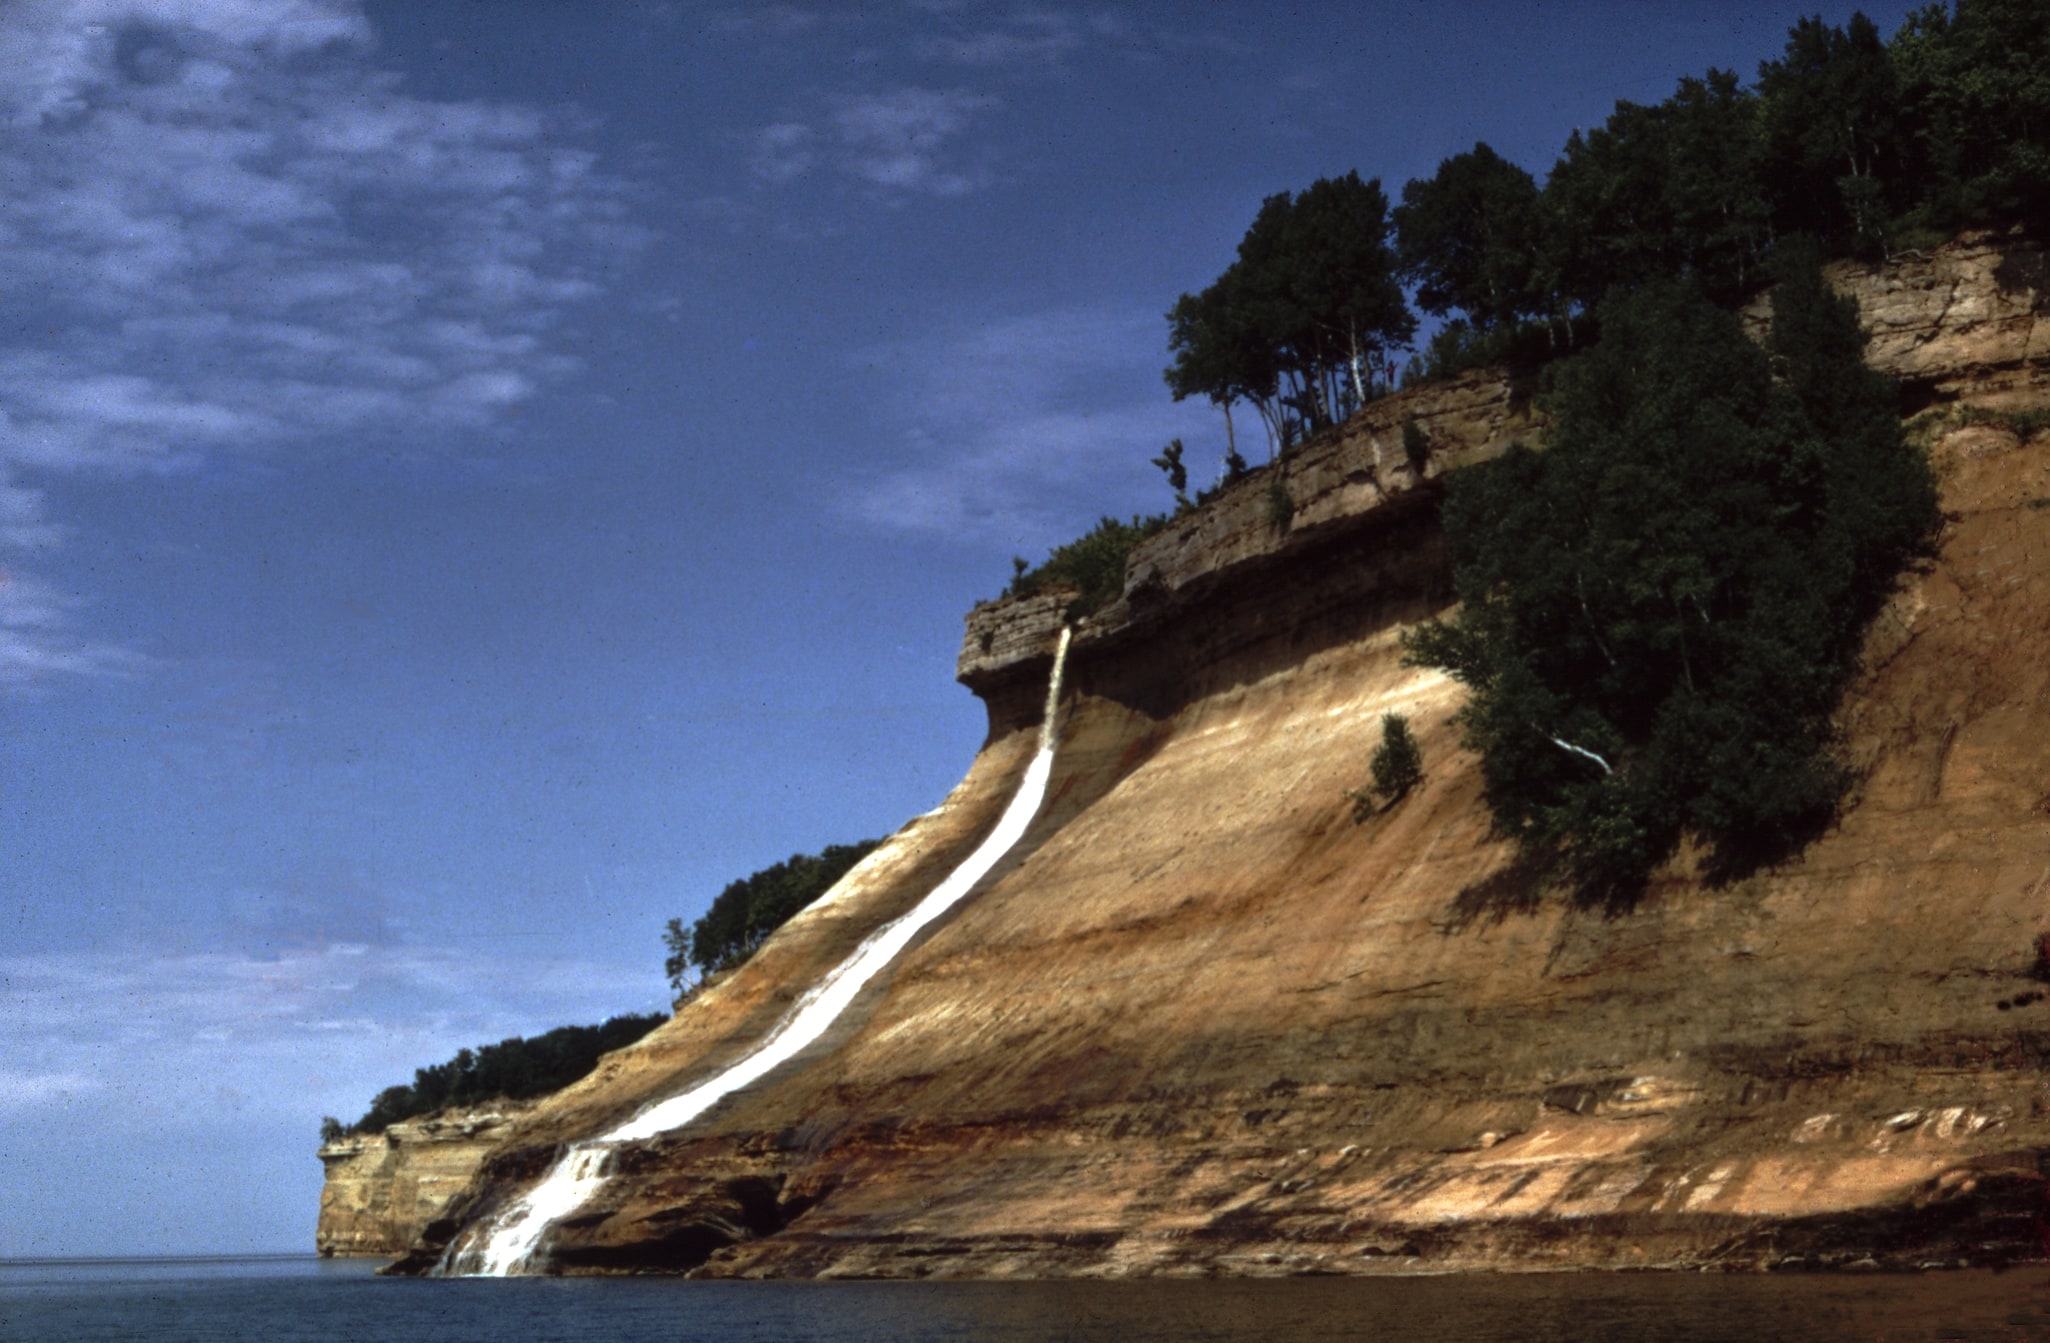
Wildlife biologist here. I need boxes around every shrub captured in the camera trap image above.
[1370,712,1424,801]
[1006,513,1170,620]
[1266,475,1293,530]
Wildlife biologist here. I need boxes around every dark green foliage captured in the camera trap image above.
[1957,403,2050,439]
[1372,5,2050,399]
[1394,143,1548,332]
[666,838,885,991]
[1756,13,1903,252]
[319,1115,347,1144]
[1543,69,1771,308]
[1152,438,1190,509]
[1370,712,1424,802]
[1890,0,2050,231]
[1007,513,1170,620]
[1167,171,1414,453]
[342,1013,668,1136]
[1407,315,1592,383]
[1404,263,1937,901]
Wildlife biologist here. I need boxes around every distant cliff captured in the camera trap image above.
[318,1105,532,1257]
[329,232,2050,1275]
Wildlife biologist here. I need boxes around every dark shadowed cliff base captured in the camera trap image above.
[325,234,2050,1277]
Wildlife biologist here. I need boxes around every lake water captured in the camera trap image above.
[4,1256,2050,1342]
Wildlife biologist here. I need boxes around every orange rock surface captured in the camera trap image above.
[337,233,2050,1276]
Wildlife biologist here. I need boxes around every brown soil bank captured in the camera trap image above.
[352,233,2050,1276]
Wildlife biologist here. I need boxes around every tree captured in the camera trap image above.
[336,1014,669,1136]
[1369,712,1424,802]
[668,838,885,995]
[1405,260,1936,900]
[1889,0,2050,230]
[1167,172,1414,454]
[1151,438,1190,509]
[1756,13,1902,251]
[1394,143,1547,333]
[1543,70,1771,309]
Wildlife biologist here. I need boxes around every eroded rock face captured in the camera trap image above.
[341,233,2050,1275]
[317,1106,532,1256]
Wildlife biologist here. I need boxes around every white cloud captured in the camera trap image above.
[750,121,818,184]
[0,567,147,687]
[0,0,643,688]
[752,86,999,197]
[0,1068,102,1113]
[832,87,998,193]
[843,307,1216,551]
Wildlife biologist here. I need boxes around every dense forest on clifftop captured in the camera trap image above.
[1160,0,2050,460]
[1010,0,2042,902]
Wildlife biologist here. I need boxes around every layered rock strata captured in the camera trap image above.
[317,1106,533,1257]
[335,232,2050,1275]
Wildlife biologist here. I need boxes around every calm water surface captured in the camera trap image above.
[4,1256,2050,1342]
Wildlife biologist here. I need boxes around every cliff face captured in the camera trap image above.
[337,233,2050,1276]
[317,1105,533,1256]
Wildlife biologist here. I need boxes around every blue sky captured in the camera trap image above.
[0,0,1922,1257]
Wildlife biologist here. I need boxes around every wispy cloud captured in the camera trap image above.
[0,0,641,688]
[0,1068,101,1114]
[0,566,147,688]
[0,939,660,1125]
[753,86,999,196]
[913,8,1086,66]
[842,307,1214,551]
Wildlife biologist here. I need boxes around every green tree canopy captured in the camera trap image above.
[1405,254,1937,900]
[1890,0,2050,229]
[1755,13,1902,251]
[665,838,884,994]
[1542,69,1771,309]
[1394,142,1547,333]
[1005,512,1170,621]
[339,1013,668,1137]
[1167,171,1413,453]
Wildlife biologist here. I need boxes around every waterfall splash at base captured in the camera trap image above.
[439,626,1075,1276]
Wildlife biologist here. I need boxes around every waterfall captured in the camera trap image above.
[440,626,1074,1276]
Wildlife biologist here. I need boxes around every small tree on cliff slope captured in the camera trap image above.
[1404,249,1937,903]
[1370,713,1424,803]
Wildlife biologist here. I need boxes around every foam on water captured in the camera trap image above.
[441,627,1074,1276]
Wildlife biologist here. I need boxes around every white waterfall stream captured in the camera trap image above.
[440,626,1074,1276]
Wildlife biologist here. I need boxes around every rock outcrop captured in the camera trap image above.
[317,1105,533,1257]
[335,232,2050,1276]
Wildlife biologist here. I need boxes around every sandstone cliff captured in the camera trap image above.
[335,232,2050,1276]
[318,1104,534,1257]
